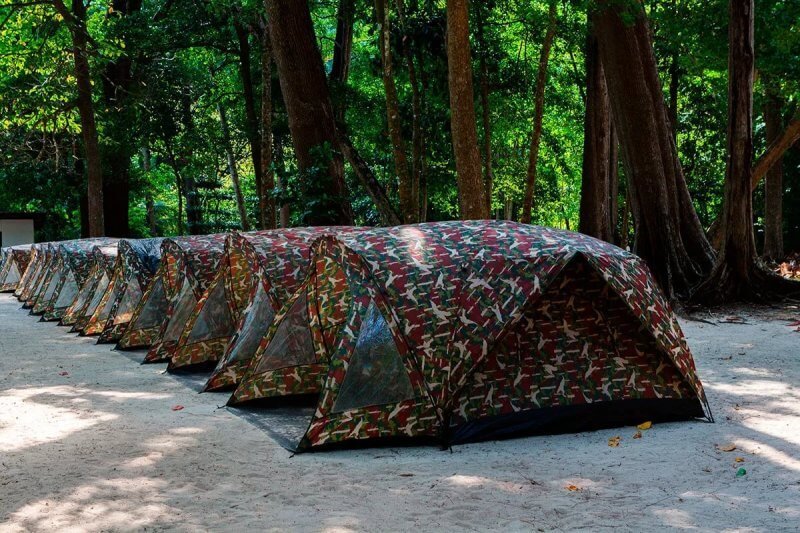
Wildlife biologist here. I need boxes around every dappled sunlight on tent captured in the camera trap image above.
[0,386,118,452]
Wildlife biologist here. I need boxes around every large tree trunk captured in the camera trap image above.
[446,0,488,219]
[592,0,715,297]
[218,104,250,231]
[375,0,415,223]
[762,86,784,261]
[578,20,616,243]
[692,0,797,303]
[521,0,557,224]
[259,20,276,230]
[55,0,104,236]
[234,21,264,229]
[265,0,352,225]
[752,115,800,188]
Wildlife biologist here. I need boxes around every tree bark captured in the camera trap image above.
[234,20,264,229]
[751,114,800,188]
[264,0,353,225]
[54,0,104,236]
[446,0,488,219]
[375,0,415,223]
[579,20,616,243]
[521,0,557,224]
[592,0,715,298]
[691,0,797,303]
[218,103,250,231]
[761,86,784,261]
[259,19,276,229]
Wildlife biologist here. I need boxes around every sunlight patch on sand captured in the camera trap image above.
[0,387,117,452]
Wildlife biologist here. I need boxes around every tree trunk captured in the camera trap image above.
[338,133,403,225]
[330,0,354,124]
[752,115,800,188]
[592,0,715,297]
[265,0,353,225]
[762,87,784,261]
[446,0,488,219]
[141,147,157,236]
[475,2,493,214]
[375,0,415,223]
[55,0,104,236]
[218,103,250,231]
[274,135,290,227]
[579,22,616,244]
[259,20,276,229]
[234,21,264,230]
[521,0,557,224]
[691,0,797,303]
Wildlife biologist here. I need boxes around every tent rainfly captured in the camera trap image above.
[26,244,59,312]
[39,239,116,321]
[199,227,359,387]
[0,245,31,292]
[16,243,48,301]
[228,221,712,452]
[69,245,119,332]
[82,238,163,338]
[140,234,228,363]
[167,227,357,374]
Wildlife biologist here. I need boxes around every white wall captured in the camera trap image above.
[0,219,35,247]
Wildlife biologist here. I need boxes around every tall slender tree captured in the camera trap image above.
[762,85,784,260]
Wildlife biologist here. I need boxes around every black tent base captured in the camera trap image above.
[449,397,709,445]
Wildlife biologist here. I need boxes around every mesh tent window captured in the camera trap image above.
[96,283,120,322]
[85,274,110,317]
[226,282,275,364]
[40,271,63,303]
[134,277,168,329]
[54,271,79,309]
[5,262,21,285]
[113,277,143,325]
[187,278,235,342]
[162,282,196,342]
[255,291,315,374]
[332,301,415,413]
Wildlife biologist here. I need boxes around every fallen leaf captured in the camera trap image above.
[608,436,621,447]
[735,457,745,463]
[637,421,652,430]
[632,431,642,439]
[58,371,69,376]
[736,467,747,477]
[171,405,184,411]
[717,444,737,452]
[566,485,580,491]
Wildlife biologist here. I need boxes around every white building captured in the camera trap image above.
[0,213,42,247]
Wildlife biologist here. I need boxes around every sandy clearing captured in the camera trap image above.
[0,293,798,532]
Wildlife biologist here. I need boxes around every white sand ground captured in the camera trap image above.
[0,293,798,532]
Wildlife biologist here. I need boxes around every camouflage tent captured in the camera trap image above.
[16,243,48,301]
[167,227,355,375]
[83,238,163,339]
[26,243,59,312]
[140,234,228,363]
[0,245,31,292]
[62,244,119,329]
[38,239,116,321]
[229,221,711,451]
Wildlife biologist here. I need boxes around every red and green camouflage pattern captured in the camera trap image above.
[24,244,57,309]
[62,244,119,328]
[116,261,169,349]
[40,239,117,321]
[83,238,163,337]
[16,243,49,300]
[202,227,359,389]
[230,221,710,451]
[0,245,32,292]
[143,234,228,363]
[96,239,164,343]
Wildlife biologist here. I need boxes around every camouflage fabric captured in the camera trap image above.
[62,244,119,328]
[39,239,117,321]
[24,245,57,309]
[96,239,164,342]
[230,221,710,451]
[16,243,48,300]
[83,238,163,338]
[142,234,228,363]
[0,245,31,292]
[202,227,358,388]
